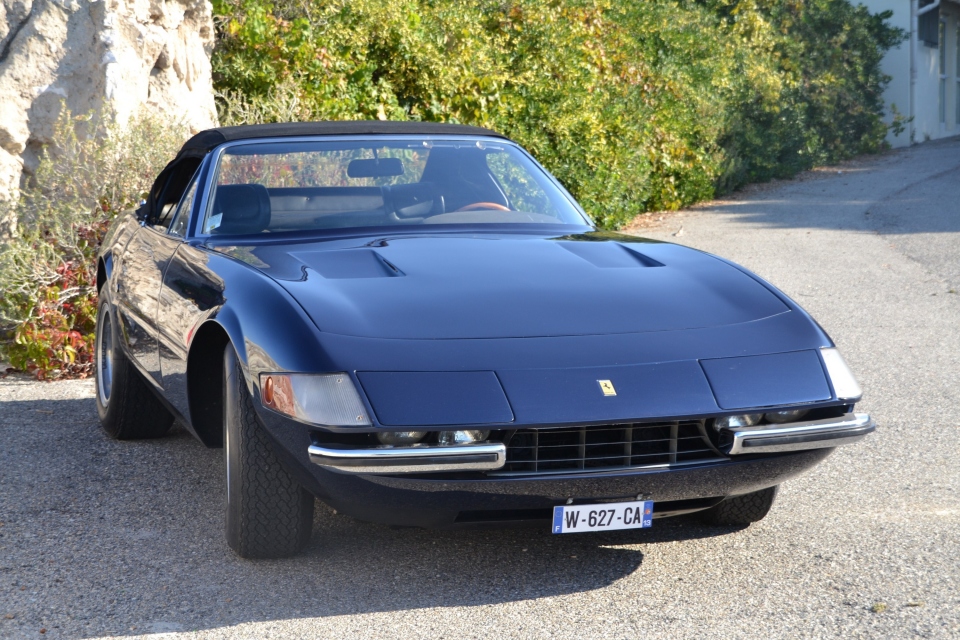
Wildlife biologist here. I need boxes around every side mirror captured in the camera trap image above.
[135,199,150,225]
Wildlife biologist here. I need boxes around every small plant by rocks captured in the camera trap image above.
[0,108,188,379]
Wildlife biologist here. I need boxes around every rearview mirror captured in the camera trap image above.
[347,158,404,178]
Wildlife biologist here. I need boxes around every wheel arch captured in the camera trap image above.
[186,320,232,447]
[96,254,113,295]
[181,258,339,447]
[96,258,107,294]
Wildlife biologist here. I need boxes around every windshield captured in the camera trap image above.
[202,137,587,235]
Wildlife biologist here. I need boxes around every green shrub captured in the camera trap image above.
[211,0,903,228]
[0,109,187,378]
[706,0,906,184]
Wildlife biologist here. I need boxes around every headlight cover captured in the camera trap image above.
[820,348,863,402]
[377,431,428,445]
[764,408,810,424]
[260,373,372,426]
[438,430,490,445]
[714,414,763,430]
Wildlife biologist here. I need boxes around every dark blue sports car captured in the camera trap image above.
[94,122,874,558]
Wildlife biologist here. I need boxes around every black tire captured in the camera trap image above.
[95,289,174,440]
[223,345,314,558]
[700,486,779,526]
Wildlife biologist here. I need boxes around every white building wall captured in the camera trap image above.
[862,0,960,146]
[868,1,913,146]
[942,5,960,136]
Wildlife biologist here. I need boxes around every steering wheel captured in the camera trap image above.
[453,202,511,212]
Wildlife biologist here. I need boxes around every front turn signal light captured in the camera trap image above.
[259,373,372,426]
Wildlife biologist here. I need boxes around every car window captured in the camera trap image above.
[202,137,587,236]
[168,171,200,237]
[154,159,201,228]
[486,150,559,218]
[216,145,427,188]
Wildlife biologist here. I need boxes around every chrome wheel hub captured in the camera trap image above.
[96,309,114,406]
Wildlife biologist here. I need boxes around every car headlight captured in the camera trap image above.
[820,348,863,401]
[377,431,428,445]
[714,414,763,430]
[260,373,371,426]
[764,409,810,424]
[438,430,490,445]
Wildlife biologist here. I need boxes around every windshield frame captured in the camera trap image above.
[191,134,594,240]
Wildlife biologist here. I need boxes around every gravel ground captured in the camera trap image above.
[2,137,959,639]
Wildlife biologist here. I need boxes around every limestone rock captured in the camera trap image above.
[0,0,217,231]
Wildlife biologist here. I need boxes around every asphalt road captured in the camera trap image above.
[2,137,959,639]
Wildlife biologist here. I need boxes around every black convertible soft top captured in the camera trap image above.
[176,121,509,159]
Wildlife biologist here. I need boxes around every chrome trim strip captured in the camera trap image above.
[725,412,874,455]
[308,442,507,474]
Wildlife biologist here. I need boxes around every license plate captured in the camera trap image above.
[551,500,653,534]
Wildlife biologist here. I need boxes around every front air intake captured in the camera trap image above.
[494,420,724,475]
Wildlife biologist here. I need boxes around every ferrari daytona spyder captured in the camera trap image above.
[94,121,874,558]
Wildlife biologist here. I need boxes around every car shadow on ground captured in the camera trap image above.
[0,396,743,638]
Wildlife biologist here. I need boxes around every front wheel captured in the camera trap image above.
[223,344,314,558]
[699,486,779,526]
[95,289,173,439]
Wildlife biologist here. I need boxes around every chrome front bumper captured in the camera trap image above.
[723,412,875,455]
[308,412,874,475]
[308,442,507,474]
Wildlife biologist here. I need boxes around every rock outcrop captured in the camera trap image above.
[0,0,217,230]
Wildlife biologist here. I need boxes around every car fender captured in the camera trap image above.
[699,249,834,347]
[171,247,343,446]
[186,248,341,391]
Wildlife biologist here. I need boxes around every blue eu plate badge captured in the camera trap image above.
[552,500,654,534]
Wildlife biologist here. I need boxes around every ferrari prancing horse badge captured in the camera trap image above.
[598,380,617,396]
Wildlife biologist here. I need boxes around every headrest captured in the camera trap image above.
[212,184,271,234]
[384,182,444,218]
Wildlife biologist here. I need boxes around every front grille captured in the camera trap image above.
[497,420,724,474]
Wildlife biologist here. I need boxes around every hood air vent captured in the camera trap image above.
[293,249,404,279]
[557,241,664,268]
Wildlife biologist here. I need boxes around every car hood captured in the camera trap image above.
[212,232,789,340]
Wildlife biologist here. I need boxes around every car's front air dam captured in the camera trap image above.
[254,406,833,529]
[309,448,833,528]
